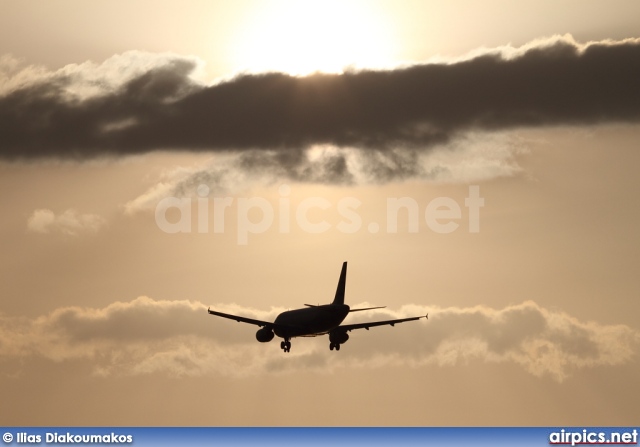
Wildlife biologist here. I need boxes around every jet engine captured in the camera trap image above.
[329,329,349,344]
[256,327,275,342]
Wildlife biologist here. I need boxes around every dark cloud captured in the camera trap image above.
[1,36,640,161]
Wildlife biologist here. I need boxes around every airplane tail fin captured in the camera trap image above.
[332,262,347,305]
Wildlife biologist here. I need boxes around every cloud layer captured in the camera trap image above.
[1,297,637,381]
[1,36,640,183]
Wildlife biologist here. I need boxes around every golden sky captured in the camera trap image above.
[1,0,639,426]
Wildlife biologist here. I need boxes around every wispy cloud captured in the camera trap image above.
[1,297,637,381]
[124,132,526,213]
[0,51,205,101]
[26,208,106,236]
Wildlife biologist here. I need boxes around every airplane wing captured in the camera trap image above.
[207,308,273,328]
[338,314,428,332]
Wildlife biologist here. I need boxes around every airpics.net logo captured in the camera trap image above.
[154,184,485,245]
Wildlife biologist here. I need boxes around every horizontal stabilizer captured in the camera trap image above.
[349,306,386,312]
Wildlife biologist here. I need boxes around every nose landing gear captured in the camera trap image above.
[329,342,341,351]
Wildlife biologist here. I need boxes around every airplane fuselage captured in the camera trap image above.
[207,261,427,353]
[273,304,350,338]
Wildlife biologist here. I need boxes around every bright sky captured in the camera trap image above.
[1,0,639,426]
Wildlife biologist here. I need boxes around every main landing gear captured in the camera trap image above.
[329,330,348,351]
[280,339,292,353]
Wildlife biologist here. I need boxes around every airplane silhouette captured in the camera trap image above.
[207,261,428,352]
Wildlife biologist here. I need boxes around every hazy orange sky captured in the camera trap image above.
[1,0,640,426]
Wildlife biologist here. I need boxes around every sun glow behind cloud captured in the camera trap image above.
[230,0,397,75]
